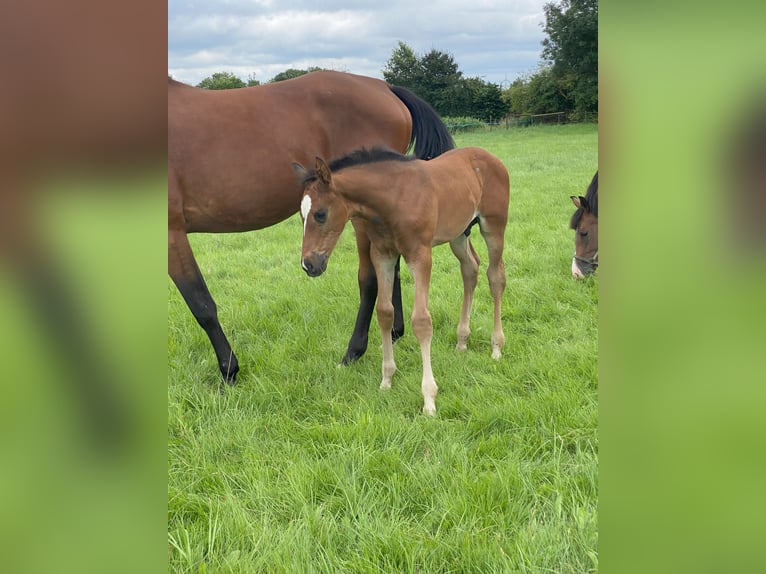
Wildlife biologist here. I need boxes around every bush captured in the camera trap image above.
[442,116,486,133]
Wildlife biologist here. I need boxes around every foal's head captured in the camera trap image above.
[293,157,349,277]
[570,171,599,278]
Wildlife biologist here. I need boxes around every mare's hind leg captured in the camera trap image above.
[449,235,480,352]
[342,224,404,365]
[169,228,239,384]
[480,216,507,359]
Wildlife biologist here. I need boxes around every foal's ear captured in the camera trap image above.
[570,195,582,208]
[315,157,332,185]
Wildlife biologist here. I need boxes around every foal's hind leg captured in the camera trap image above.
[479,217,507,360]
[449,235,480,352]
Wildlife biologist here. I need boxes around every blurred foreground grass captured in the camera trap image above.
[0,170,167,573]
[600,3,766,572]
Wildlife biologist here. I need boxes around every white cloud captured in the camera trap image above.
[168,1,548,86]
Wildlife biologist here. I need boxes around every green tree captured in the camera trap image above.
[503,67,572,116]
[246,73,260,87]
[269,67,323,83]
[541,0,598,113]
[527,66,572,113]
[382,42,507,119]
[196,71,246,90]
[382,41,420,87]
[463,78,508,121]
[418,49,464,116]
[503,77,530,116]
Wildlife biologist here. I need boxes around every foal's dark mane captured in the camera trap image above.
[570,171,599,229]
[300,147,417,184]
[330,147,416,171]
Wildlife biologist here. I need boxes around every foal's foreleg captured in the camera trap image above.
[406,252,438,416]
[449,235,480,352]
[342,225,404,365]
[480,220,507,360]
[371,250,399,390]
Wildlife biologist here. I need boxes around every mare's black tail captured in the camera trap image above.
[389,85,455,160]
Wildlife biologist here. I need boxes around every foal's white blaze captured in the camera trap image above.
[300,195,312,271]
[300,194,312,237]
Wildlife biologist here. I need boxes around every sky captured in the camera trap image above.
[168,0,549,87]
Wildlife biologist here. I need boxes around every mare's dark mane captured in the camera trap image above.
[300,147,417,185]
[570,171,599,229]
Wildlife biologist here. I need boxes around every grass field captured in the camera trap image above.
[168,123,598,573]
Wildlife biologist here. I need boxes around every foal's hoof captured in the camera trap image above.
[422,403,436,417]
[491,347,503,360]
[455,342,468,352]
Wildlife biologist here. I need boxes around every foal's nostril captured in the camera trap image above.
[302,254,327,277]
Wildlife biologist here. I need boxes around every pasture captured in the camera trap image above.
[168,123,598,572]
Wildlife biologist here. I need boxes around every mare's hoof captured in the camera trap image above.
[340,354,359,366]
[340,346,366,366]
[422,404,436,417]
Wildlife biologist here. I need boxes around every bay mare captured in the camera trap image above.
[570,171,598,278]
[296,147,509,415]
[169,71,454,384]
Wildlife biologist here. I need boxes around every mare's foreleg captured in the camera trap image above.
[406,251,438,416]
[371,249,399,390]
[449,235,480,351]
[342,225,404,365]
[480,217,507,359]
[169,228,239,384]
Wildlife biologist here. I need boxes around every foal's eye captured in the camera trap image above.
[314,209,327,224]
[578,230,589,238]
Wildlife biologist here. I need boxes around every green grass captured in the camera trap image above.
[168,124,598,573]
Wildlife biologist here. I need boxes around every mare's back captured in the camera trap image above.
[169,72,413,232]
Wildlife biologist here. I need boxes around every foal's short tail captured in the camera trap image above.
[389,85,455,160]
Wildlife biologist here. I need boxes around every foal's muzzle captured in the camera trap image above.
[302,252,328,277]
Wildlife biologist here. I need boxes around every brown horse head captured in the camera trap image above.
[570,171,598,278]
[294,157,349,277]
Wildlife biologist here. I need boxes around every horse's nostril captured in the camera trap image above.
[302,255,326,277]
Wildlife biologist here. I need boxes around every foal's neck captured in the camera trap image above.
[335,169,399,222]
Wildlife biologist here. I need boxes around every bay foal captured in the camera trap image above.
[295,147,509,415]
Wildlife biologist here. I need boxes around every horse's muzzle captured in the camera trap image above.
[572,253,598,279]
[302,253,328,277]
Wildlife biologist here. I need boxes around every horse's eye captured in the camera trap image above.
[578,230,589,237]
[314,209,327,224]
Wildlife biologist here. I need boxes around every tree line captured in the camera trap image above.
[190,0,596,122]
